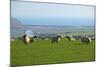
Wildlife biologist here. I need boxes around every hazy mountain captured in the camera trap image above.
[10,17,25,37]
[10,17,94,38]
[10,17,24,28]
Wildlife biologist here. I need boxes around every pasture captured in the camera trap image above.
[11,38,95,66]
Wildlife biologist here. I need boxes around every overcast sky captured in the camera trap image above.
[11,1,95,26]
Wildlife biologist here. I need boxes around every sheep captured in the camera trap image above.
[22,35,30,44]
[81,36,91,44]
[51,35,62,44]
[66,35,76,41]
[33,36,38,41]
[10,38,15,42]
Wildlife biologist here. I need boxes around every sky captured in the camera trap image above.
[11,1,95,26]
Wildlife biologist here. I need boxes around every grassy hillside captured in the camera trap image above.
[11,38,95,66]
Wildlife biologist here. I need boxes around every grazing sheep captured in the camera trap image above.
[66,35,76,41]
[41,36,49,40]
[51,35,62,44]
[57,35,63,41]
[33,36,38,41]
[11,38,15,42]
[51,37,58,44]
[22,35,30,44]
[81,37,91,44]
[41,36,46,39]
[87,35,95,40]
[91,36,95,40]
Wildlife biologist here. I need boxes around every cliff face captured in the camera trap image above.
[10,17,24,38]
[10,17,23,28]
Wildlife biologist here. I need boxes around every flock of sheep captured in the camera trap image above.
[14,33,95,45]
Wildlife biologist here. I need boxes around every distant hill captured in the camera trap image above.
[10,17,24,28]
[10,17,25,38]
[10,17,94,38]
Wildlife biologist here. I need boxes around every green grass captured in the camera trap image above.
[11,38,95,66]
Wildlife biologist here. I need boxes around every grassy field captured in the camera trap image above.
[11,38,95,66]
